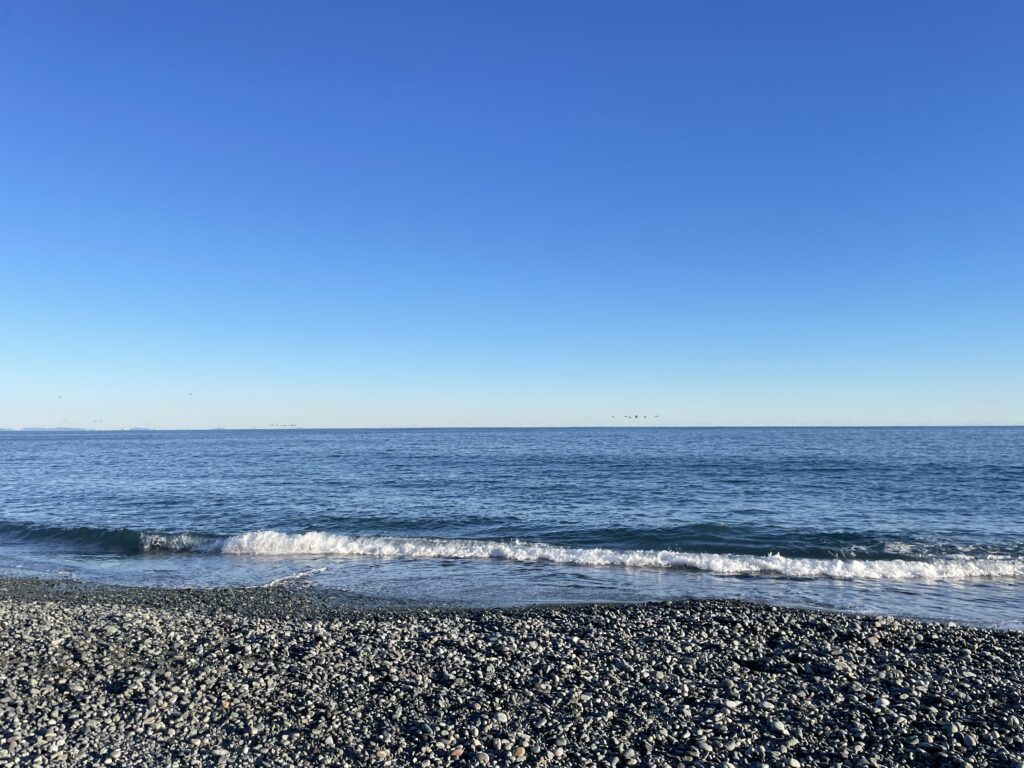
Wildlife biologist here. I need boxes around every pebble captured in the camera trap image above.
[0,577,1020,768]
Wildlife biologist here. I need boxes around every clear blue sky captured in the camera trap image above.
[1,1,1021,428]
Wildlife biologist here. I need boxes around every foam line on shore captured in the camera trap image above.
[262,567,330,588]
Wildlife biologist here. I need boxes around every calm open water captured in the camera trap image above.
[1,428,1021,627]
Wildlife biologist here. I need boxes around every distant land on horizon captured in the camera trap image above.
[6,427,153,432]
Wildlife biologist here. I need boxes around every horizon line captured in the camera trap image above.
[3,424,1023,432]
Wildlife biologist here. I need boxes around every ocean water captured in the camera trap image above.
[1,427,1022,627]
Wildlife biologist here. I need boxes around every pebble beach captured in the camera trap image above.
[1,578,1022,767]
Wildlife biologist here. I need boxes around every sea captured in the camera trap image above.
[1,427,1022,628]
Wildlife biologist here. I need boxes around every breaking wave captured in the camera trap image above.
[3,521,1022,582]
[141,532,221,553]
[185,530,1024,582]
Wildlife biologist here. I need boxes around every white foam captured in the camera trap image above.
[140,532,221,553]
[215,531,1024,582]
[263,566,329,588]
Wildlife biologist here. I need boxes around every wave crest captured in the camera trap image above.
[4,519,1021,582]
[216,531,1024,582]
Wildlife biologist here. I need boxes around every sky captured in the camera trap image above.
[1,1,1022,429]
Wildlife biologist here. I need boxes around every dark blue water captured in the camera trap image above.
[1,428,1022,627]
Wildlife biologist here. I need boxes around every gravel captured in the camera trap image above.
[1,577,1022,767]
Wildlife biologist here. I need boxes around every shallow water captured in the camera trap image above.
[1,427,1022,627]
